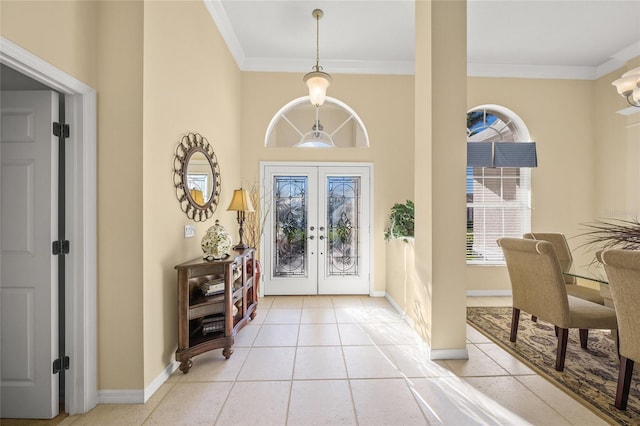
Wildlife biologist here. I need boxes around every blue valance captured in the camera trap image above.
[467,142,537,168]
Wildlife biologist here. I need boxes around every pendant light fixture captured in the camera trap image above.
[296,106,335,148]
[612,66,640,108]
[303,9,332,107]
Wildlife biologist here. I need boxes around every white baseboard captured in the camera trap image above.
[384,293,401,313]
[370,290,386,297]
[98,389,144,404]
[384,293,416,327]
[466,290,512,297]
[98,361,179,404]
[429,348,469,360]
[144,361,179,402]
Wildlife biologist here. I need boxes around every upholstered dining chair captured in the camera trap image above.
[524,232,605,306]
[497,238,618,371]
[600,248,640,411]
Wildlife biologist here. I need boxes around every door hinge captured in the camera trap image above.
[53,122,70,138]
[52,240,70,255]
[53,356,70,374]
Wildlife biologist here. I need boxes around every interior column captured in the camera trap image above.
[414,0,468,359]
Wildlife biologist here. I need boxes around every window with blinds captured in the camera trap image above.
[466,105,533,264]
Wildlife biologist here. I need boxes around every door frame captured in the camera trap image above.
[1,37,98,415]
[259,161,374,297]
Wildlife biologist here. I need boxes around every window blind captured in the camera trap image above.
[466,167,532,264]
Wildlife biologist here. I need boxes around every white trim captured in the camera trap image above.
[203,0,246,70]
[144,362,179,403]
[241,57,414,76]
[1,36,98,415]
[385,293,415,328]
[468,63,597,80]
[466,290,512,297]
[370,290,385,298]
[98,390,144,405]
[97,361,179,405]
[429,349,469,361]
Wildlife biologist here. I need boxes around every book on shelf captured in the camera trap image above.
[200,278,225,297]
[202,315,225,335]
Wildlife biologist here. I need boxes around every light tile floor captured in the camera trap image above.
[60,296,608,425]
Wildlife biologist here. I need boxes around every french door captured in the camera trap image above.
[262,163,372,295]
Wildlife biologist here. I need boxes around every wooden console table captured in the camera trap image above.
[175,248,257,373]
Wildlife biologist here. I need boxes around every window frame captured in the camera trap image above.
[466,105,532,265]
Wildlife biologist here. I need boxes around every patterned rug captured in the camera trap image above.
[467,306,640,425]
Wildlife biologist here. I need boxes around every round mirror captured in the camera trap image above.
[173,132,221,221]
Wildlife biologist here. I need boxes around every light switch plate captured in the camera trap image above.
[184,225,195,238]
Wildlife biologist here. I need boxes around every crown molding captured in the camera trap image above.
[206,0,639,80]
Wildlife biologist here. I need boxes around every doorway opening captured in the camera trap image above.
[1,37,97,417]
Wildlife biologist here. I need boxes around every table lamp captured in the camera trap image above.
[227,188,255,250]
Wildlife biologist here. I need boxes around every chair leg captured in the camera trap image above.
[531,315,537,322]
[579,329,588,349]
[615,356,634,411]
[555,327,569,371]
[510,308,520,342]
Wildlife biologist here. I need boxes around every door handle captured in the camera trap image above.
[310,226,315,231]
[319,226,325,231]
[319,235,324,240]
[309,235,315,240]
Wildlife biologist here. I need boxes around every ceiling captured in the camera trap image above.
[206,0,640,80]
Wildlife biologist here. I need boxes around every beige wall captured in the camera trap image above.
[0,1,98,88]
[1,0,244,391]
[467,77,598,290]
[239,72,415,294]
[141,0,243,387]
[465,60,639,292]
[96,1,145,390]
[594,59,640,222]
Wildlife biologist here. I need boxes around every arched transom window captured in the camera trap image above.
[466,104,533,264]
[265,97,369,148]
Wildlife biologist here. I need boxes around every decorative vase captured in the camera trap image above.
[201,220,232,260]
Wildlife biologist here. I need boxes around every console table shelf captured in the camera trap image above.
[175,248,257,373]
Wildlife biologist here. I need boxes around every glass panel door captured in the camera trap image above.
[262,164,371,295]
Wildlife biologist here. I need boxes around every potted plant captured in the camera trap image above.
[384,200,415,241]
[578,218,640,251]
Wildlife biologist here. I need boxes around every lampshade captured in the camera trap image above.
[226,189,255,212]
[304,70,332,107]
[612,66,640,107]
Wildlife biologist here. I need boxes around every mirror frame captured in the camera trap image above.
[173,132,221,221]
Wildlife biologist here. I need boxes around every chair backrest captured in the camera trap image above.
[600,249,640,361]
[523,232,576,284]
[498,237,571,326]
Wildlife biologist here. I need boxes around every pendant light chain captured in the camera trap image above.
[314,9,321,71]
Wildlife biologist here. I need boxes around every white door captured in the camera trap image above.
[262,163,371,295]
[1,90,59,419]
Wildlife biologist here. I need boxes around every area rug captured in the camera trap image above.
[467,306,640,425]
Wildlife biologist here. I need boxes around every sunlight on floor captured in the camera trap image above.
[18,295,604,425]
